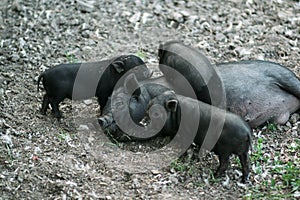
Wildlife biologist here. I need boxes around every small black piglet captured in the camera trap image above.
[145,90,252,183]
[37,55,150,119]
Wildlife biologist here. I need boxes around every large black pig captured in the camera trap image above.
[144,90,252,183]
[158,41,225,107]
[99,59,300,138]
[217,60,300,127]
[37,55,150,119]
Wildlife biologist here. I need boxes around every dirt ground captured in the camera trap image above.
[0,0,299,199]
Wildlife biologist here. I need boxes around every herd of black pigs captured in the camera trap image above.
[37,41,300,183]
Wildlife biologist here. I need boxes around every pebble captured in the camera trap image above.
[154,4,163,14]
[169,176,178,184]
[1,134,13,147]
[129,12,141,24]
[151,170,161,175]
[77,0,95,13]
[141,13,152,24]
[172,12,184,23]
[215,33,226,41]
[11,53,20,62]
[83,99,93,105]
[78,124,89,131]
[290,113,299,124]
[19,38,26,49]
[186,182,193,189]
[235,47,252,57]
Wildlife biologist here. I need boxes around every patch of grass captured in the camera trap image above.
[247,139,300,199]
[136,50,146,59]
[170,158,187,172]
[65,52,78,63]
[56,130,76,143]
[251,137,269,172]
[288,139,300,152]
[266,122,277,132]
[271,160,300,193]
[56,131,68,142]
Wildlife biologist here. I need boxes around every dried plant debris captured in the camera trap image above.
[0,0,299,199]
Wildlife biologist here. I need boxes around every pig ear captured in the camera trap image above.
[124,73,141,96]
[111,61,125,73]
[166,99,178,112]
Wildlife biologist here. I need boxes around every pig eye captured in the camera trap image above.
[114,101,124,108]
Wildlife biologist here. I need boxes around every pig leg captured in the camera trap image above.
[239,152,250,183]
[214,153,230,178]
[49,98,63,120]
[273,111,290,124]
[41,94,50,115]
[277,75,300,99]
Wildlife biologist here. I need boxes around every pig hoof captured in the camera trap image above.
[241,174,249,184]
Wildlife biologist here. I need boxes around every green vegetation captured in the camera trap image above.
[65,52,78,63]
[170,158,187,172]
[5,143,13,161]
[267,122,277,132]
[247,137,300,199]
[136,50,146,59]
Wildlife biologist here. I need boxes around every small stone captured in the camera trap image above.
[132,178,140,188]
[235,47,252,57]
[187,15,199,24]
[34,146,42,154]
[151,170,161,175]
[215,33,226,41]
[186,182,193,189]
[77,0,95,13]
[169,176,178,184]
[256,54,265,60]
[11,53,20,62]
[172,12,184,23]
[154,4,163,14]
[168,20,179,29]
[129,12,141,24]
[286,121,292,128]
[81,30,90,38]
[122,11,131,17]
[212,15,220,22]
[1,134,13,147]
[222,175,230,187]
[180,10,190,17]
[19,38,26,48]
[44,36,50,45]
[12,0,21,12]
[82,46,92,52]
[83,99,93,105]
[141,13,152,24]
[78,124,89,131]
[290,113,299,124]
[294,191,300,198]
